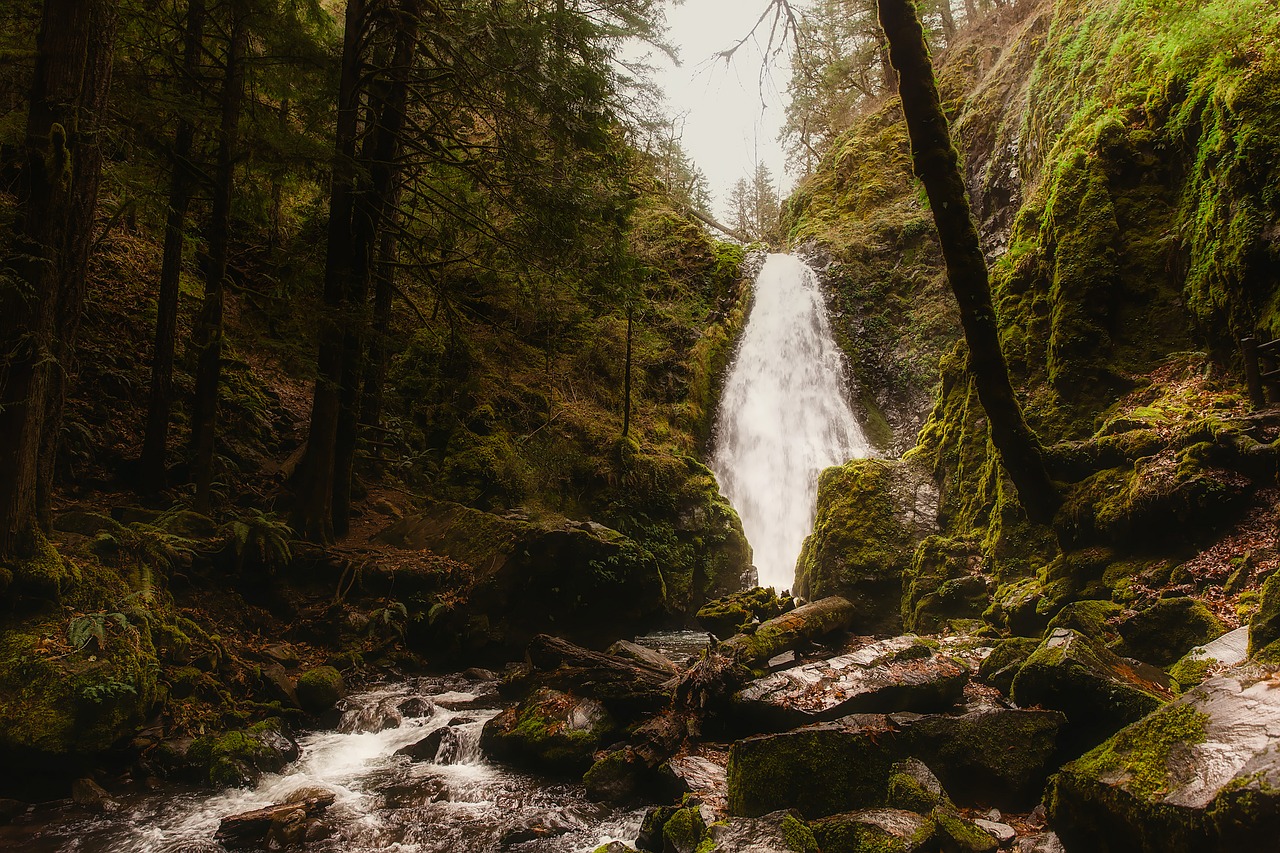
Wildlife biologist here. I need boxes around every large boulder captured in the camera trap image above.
[1114,597,1225,667]
[296,667,345,715]
[726,707,1065,817]
[795,460,939,634]
[480,687,616,775]
[733,636,968,730]
[379,501,667,653]
[1047,664,1280,852]
[704,810,819,852]
[1011,629,1172,753]
[1168,626,1249,691]
[809,809,935,853]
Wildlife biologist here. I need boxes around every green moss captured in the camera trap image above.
[902,536,990,632]
[930,809,997,852]
[662,805,708,853]
[3,529,81,602]
[296,666,344,714]
[1167,656,1213,692]
[976,637,1040,694]
[778,813,819,853]
[1047,599,1124,644]
[1249,570,1280,656]
[697,587,789,639]
[1067,703,1210,803]
[1116,597,1225,667]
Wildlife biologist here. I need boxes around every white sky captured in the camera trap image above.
[633,0,805,221]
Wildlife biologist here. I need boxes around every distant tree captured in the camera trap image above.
[727,164,782,245]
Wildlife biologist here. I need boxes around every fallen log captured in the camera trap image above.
[720,596,855,665]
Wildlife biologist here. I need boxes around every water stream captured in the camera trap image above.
[711,253,869,592]
[2,673,652,853]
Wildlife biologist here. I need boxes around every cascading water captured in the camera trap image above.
[711,253,869,592]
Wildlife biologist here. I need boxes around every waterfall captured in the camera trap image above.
[711,253,869,593]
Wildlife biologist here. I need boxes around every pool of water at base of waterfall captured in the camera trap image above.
[0,632,710,853]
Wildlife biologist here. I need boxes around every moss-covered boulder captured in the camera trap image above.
[795,460,939,634]
[1045,600,1124,645]
[480,687,616,775]
[0,561,161,776]
[1012,629,1172,755]
[188,721,299,787]
[901,536,992,633]
[1248,569,1280,656]
[727,715,902,818]
[886,758,951,813]
[697,587,792,640]
[930,808,998,852]
[380,501,668,653]
[1048,664,1280,852]
[810,808,936,853]
[976,637,1039,695]
[1115,597,1225,667]
[296,667,345,715]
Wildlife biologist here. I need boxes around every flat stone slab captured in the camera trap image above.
[1184,625,1250,668]
[666,750,728,817]
[734,635,968,727]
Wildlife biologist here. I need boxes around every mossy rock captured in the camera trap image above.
[2,531,81,603]
[188,721,298,788]
[697,587,791,640]
[295,666,345,715]
[1115,597,1225,667]
[901,536,991,633]
[976,636,1040,695]
[662,804,708,853]
[984,577,1050,637]
[930,808,997,852]
[795,459,939,634]
[1012,629,1171,755]
[703,809,820,852]
[885,758,952,813]
[479,687,616,775]
[1046,600,1124,646]
[1248,570,1280,657]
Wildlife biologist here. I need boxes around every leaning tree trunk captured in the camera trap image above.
[190,8,247,514]
[877,0,1060,524]
[140,0,207,493]
[0,0,119,557]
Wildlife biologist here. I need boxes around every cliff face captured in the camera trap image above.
[794,0,1280,627]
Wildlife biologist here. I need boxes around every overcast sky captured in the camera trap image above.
[632,0,805,221]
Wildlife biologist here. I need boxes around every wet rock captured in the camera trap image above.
[733,635,968,729]
[720,596,856,666]
[584,748,648,804]
[890,706,1066,808]
[1115,597,1226,667]
[498,811,576,846]
[480,687,616,775]
[665,751,729,810]
[338,699,402,733]
[296,666,345,715]
[592,843,637,853]
[1011,629,1172,753]
[396,696,436,718]
[214,793,335,850]
[606,640,680,675]
[810,808,934,853]
[1168,625,1249,690]
[794,459,940,635]
[660,803,709,853]
[706,809,819,852]
[71,778,116,812]
[1048,663,1280,852]
[395,727,451,762]
[463,667,499,680]
[974,818,1016,844]
[254,726,301,772]
[637,805,678,852]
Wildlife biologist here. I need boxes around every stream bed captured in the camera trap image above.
[0,669,668,853]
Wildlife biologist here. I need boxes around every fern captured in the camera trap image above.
[222,510,294,573]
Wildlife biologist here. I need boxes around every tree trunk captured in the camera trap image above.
[190,7,247,514]
[358,202,400,475]
[877,0,1060,524]
[937,0,956,42]
[292,0,368,543]
[0,0,119,557]
[331,0,419,538]
[622,305,633,438]
[140,0,206,493]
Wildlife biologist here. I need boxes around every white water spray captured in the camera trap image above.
[711,254,869,592]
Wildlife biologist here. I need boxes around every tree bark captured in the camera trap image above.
[140,0,206,493]
[358,200,400,475]
[622,305,633,438]
[292,0,369,543]
[0,0,119,557]
[190,6,247,514]
[877,0,1060,524]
